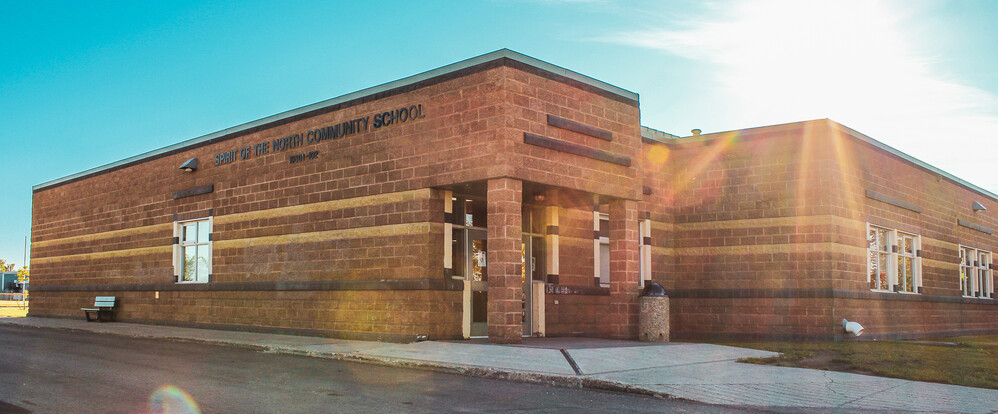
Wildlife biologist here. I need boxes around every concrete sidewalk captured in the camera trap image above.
[1,317,996,413]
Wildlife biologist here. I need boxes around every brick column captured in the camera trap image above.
[487,178,522,344]
[609,199,640,339]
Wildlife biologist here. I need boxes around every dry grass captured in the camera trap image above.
[712,335,998,389]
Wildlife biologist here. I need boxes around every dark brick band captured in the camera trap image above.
[865,189,923,213]
[546,114,613,141]
[30,278,465,293]
[524,132,631,167]
[958,219,993,235]
[173,185,214,200]
[661,288,998,304]
[26,314,431,343]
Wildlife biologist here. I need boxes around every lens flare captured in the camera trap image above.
[149,385,200,414]
[646,145,670,166]
[666,132,741,207]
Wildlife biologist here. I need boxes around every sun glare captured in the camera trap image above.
[608,0,998,193]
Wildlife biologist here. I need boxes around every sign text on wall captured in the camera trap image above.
[214,104,424,166]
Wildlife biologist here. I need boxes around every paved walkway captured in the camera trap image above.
[1,317,996,413]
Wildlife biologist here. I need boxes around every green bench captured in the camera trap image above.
[82,296,116,322]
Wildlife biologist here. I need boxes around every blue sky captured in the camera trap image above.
[2,0,998,267]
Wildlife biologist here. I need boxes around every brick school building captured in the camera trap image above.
[30,50,997,343]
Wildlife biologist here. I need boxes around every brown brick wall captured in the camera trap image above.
[31,58,646,341]
[645,120,998,340]
[544,294,614,337]
[35,55,994,342]
[31,289,461,340]
[669,297,836,340]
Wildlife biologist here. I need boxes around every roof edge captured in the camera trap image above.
[34,49,638,192]
[647,118,998,201]
[640,126,680,142]
[826,119,998,201]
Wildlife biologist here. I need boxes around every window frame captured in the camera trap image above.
[598,213,610,287]
[895,231,919,293]
[866,223,921,294]
[959,245,993,299]
[175,217,213,284]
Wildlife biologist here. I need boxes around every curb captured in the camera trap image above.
[0,319,679,402]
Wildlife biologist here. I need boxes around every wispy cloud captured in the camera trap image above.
[603,0,998,193]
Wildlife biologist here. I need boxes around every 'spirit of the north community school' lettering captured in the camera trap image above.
[214,104,424,166]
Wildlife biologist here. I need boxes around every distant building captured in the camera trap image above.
[29,49,996,342]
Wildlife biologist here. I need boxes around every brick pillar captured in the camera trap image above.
[609,199,640,339]
[487,178,522,344]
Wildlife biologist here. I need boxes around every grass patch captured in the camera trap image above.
[708,335,998,389]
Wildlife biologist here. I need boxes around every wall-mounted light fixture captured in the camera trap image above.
[972,201,987,212]
[179,158,198,173]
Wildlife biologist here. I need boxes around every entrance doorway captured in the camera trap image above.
[521,205,546,336]
[521,234,545,336]
[467,229,488,337]
[453,195,544,338]
[464,229,539,337]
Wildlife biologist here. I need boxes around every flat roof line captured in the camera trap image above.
[640,126,679,142]
[647,118,997,201]
[826,119,998,201]
[34,49,638,192]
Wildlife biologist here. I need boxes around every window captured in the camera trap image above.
[866,224,920,293]
[896,233,917,293]
[960,246,992,298]
[598,213,609,286]
[177,218,212,283]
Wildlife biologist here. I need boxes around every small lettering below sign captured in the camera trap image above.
[289,151,319,164]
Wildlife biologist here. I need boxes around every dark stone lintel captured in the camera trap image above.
[865,189,922,213]
[173,184,214,200]
[958,219,993,235]
[524,132,631,167]
[546,114,613,141]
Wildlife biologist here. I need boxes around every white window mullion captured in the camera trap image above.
[176,217,212,284]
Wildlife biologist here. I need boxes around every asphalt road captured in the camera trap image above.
[0,325,777,413]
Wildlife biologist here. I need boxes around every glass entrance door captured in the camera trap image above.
[522,236,532,336]
[521,234,545,336]
[468,229,488,337]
